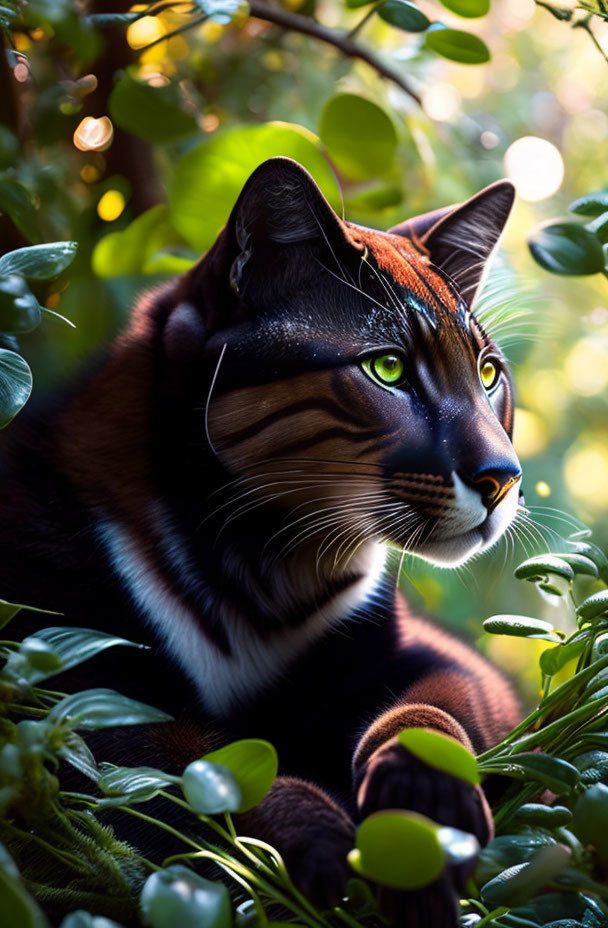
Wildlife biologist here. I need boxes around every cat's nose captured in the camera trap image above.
[461,464,522,511]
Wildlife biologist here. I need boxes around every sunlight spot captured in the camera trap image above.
[73,116,114,152]
[564,441,608,509]
[503,136,564,202]
[422,83,461,121]
[535,481,551,498]
[565,338,608,397]
[512,407,550,458]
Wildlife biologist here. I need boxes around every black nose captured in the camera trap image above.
[461,464,522,510]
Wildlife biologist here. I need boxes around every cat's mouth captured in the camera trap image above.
[389,473,522,568]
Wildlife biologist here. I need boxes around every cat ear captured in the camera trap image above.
[389,181,515,305]
[227,157,353,295]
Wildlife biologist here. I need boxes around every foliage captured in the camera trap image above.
[1,537,608,926]
[529,189,608,278]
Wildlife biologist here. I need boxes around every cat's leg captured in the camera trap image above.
[351,601,521,925]
[237,777,355,908]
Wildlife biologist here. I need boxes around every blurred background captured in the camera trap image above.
[1,0,608,699]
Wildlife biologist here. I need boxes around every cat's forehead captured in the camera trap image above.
[343,221,466,323]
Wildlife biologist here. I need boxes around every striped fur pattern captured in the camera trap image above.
[0,158,524,926]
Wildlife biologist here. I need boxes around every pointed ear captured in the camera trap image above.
[389,181,515,305]
[176,157,357,333]
[227,156,353,296]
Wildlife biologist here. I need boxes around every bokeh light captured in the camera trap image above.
[73,117,114,152]
[503,136,564,201]
[97,190,126,222]
[564,440,608,508]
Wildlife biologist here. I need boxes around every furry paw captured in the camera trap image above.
[355,736,493,925]
[237,775,355,909]
[356,736,492,848]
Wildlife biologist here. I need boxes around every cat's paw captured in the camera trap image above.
[355,735,492,925]
[237,775,355,909]
[356,735,492,846]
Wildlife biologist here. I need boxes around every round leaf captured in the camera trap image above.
[202,739,277,812]
[398,728,479,785]
[349,810,445,889]
[488,753,580,795]
[0,348,32,429]
[554,553,598,578]
[182,760,242,814]
[0,276,41,334]
[97,764,177,805]
[577,590,608,622]
[573,783,608,865]
[425,28,490,64]
[569,191,608,216]
[481,844,571,907]
[511,804,573,828]
[540,640,584,677]
[437,0,489,17]
[319,94,398,182]
[515,555,575,583]
[109,72,197,144]
[140,865,232,928]
[169,123,341,252]
[483,615,556,638]
[528,222,605,276]
[377,0,430,33]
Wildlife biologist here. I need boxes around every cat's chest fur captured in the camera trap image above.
[99,507,387,716]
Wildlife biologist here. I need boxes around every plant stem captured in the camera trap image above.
[476,906,510,927]
[247,0,421,104]
[347,3,381,39]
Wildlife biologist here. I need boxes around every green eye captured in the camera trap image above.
[362,352,406,388]
[480,359,500,391]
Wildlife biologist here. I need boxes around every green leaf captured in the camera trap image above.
[587,211,608,245]
[483,615,556,638]
[425,27,490,63]
[0,241,77,280]
[0,176,40,243]
[169,123,341,253]
[0,275,41,335]
[142,251,197,275]
[528,222,606,276]
[58,733,99,781]
[0,348,32,429]
[573,750,608,785]
[344,182,403,213]
[202,739,278,813]
[573,784,608,865]
[3,627,147,685]
[569,541,608,583]
[345,0,375,7]
[0,126,18,170]
[182,759,242,814]
[569,190,608,216]
[109,72,197,145]
[319,94,398,182]
[437,0,489,17]
[0,2,23,31]
[486,753,581,794]
[140,865,232,928]
[97,764,177,805]
[476,832,558,886]
[540,640,585,676]
[511,804,573,828]
[0,865,50,928]
[48,689,173,731]
[553,553,599,578]
[92,206,177,278]
[481,844,571,907]
[514,555,574,596]
[377,0,430,33]
[348,810,445,889]
[577,589,608,622]
[398,727,480,785]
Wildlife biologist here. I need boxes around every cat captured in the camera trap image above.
[0,157,523,926]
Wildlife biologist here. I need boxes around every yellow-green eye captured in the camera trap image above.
[363,352,405,387]
[480,360,499,391]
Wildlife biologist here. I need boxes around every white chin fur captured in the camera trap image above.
[412,477,521,568]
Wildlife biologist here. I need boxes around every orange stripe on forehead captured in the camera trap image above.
[344,223,461,316]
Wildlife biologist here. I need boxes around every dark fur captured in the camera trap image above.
[1,159,523,926]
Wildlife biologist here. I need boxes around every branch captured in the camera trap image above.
[247,0,422,105]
